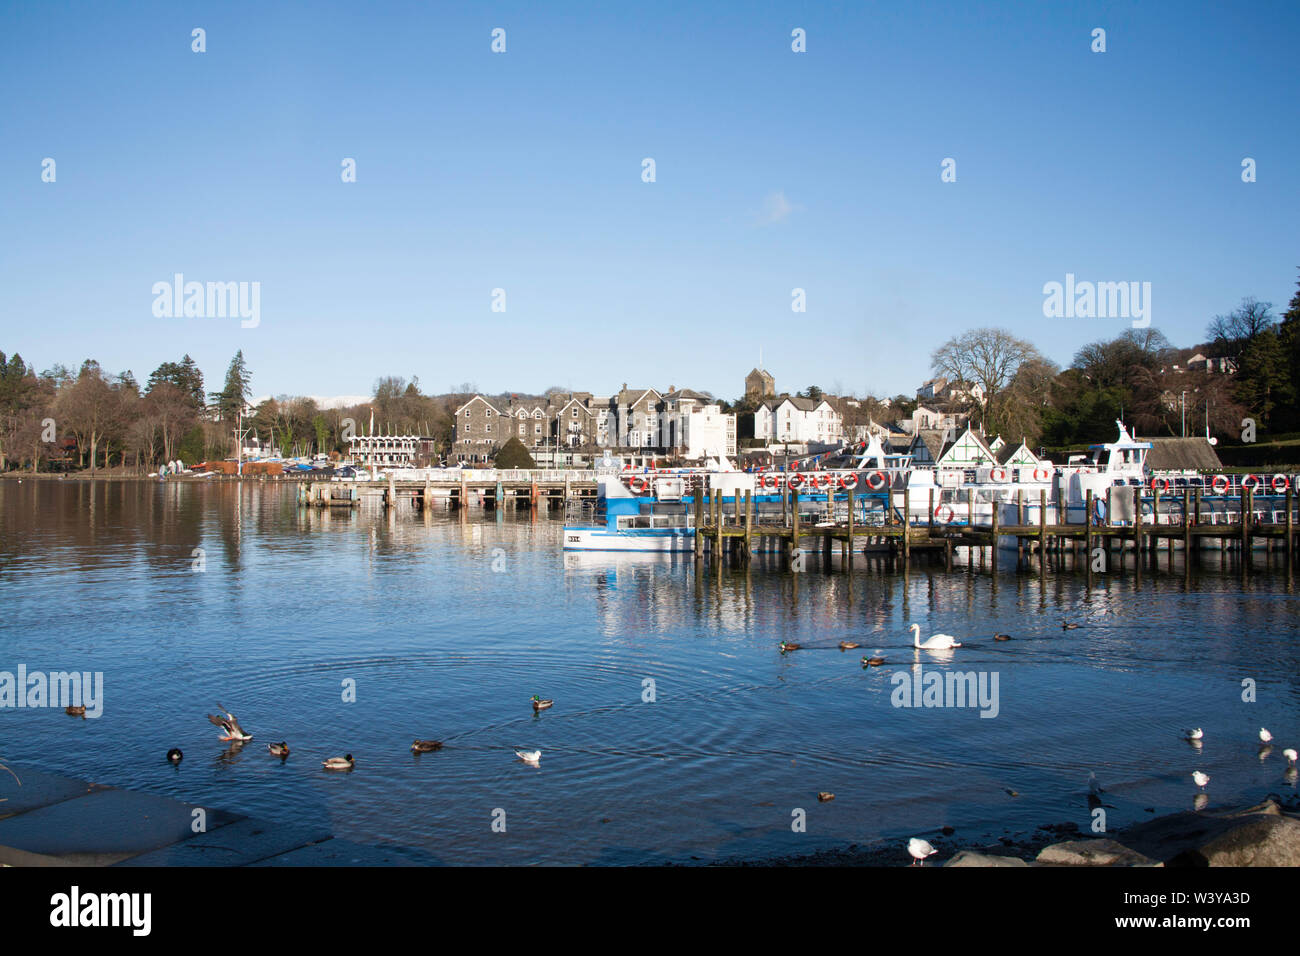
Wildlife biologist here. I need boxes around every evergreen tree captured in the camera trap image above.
[211,351,251,422]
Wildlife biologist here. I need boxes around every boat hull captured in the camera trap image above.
[562,527,695,552]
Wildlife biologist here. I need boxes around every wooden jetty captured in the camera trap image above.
[692,484,1298,577]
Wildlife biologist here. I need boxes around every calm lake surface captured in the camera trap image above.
[2,480,1298,865]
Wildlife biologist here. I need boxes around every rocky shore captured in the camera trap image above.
[715,795,1300,867]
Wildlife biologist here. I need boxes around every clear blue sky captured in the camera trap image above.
[2,0,1297,403]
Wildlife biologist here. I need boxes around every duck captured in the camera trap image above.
[779,642,801,653]
[267,742,290,758]
[207,703,253,742]
[838,641,860,651]
[993,633,1012,642]
[1184,728,1204,742]
[166,748,183,764]
[861,654,887,667]
[411,739,444,753]
[907,837,937,866]
[1260,727,1273,744]
[531,696,554,712]
[65,705,86,717]
[817,792,835,802]
[322,754,355,771]
[909,623,961,650]
[1061,621,1080,630]
[515,749,541,767]
[1192,770,1210,790]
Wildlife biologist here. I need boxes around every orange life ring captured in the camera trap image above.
[1033,467,1050,481]
[787,473,804,490]
[1211,474,1229,494]
[1242,474,1261,492]
[629,475,650,493]
[990,467,1007,482]
[934,503,955,524]
[1151,476,1170,493]
[839,473,859,490]
[761,473,778,490]
[866,471,887,490]
[1272,474,1289,493]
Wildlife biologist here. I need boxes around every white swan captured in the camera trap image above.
[910,623,961,650]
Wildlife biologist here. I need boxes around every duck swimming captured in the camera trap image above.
[838,641,860,650]
[993,634,1012,642]
[861,655,887,667]
[322,754,355,771]
[166,748,183,764]
[531,696,554,712]
[779,642,801,653]
[207,703,253,742]
[267,742,290,758]
[65,705,86,717]
[411,740,444,753]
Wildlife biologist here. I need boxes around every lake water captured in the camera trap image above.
[2,480,1298,865]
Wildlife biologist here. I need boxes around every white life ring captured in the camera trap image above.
[787,473,804,490]
[839,473,859,490]
[866,471,887,490]
[1151,476,1170,493]
[990,467,1007,482]
[629,475,650,493]
[1033,467,1050,482]
[1211,474,1229,494]
[934,503,955,524]
[1272,474,1289,493]
[1242,474,1261,492]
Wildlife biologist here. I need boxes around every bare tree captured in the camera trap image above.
[930,328,1047,436]
[1207,297,1275,355]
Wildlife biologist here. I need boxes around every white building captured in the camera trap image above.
[754,397,843,445]
[658,390,736,459]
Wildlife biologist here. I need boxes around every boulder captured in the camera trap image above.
[944,850,1029,867]
[1117,798,1300,866]
[1036,838,1157,867]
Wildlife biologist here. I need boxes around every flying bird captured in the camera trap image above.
[207,703,253,742]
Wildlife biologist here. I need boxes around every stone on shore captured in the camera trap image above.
[944,849,1029,867]
[1035,838,1157,867]
[1117,798,1300,866]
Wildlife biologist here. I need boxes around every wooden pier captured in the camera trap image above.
[692,485,1298,577]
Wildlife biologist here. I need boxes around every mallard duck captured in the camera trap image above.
[65,705,86,717]
[1061,621,1080,630]
[267,742,290,758]
[779,641,801,653]
[166,748,183,764]
[993,633,1012,642]
[515,749,541,767]
[861,654,886,667]
[207,703,253,742]
[531,696,553,711]
[411,739,444,753]
[322,754,354,771]
[817,791,835,802]
[838,641,860,650]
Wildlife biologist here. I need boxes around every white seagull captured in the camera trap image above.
[1088,772,1103,795]
[1260,728,1273,744]
[1283,748,1297,766]
[1192,770,1210,790]
[1184,728,1203,741]
[907,837,938,866]
[515,750,541,767]
[909,623,961,650]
